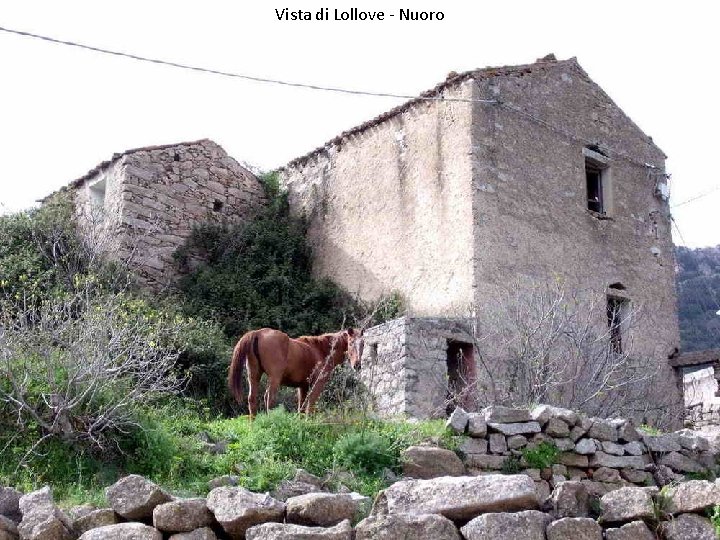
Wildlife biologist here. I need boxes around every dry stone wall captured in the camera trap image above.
[445,404,717,501]
[73,139,266,289]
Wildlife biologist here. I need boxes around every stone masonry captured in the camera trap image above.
[280,54,681,419]
[59,139,266,287]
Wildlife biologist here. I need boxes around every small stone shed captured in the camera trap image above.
[49,139,266,287]
[671,349,720,427]
[360,317,480,419]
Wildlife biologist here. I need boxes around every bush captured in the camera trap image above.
[173,173,361,339]
[521,442,559,469]
[332,432,395,475]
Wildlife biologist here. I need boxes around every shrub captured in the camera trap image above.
[501,455,522,474]
[521,442,559,469]
[709,504,720,536]
[173,173,361,339]
[332,432,395,475]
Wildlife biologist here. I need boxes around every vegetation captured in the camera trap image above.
[521,441,559,470]
[0,177,413,505]
[173,172,362,340]
[709,504,720,536]
[676,245,720,352]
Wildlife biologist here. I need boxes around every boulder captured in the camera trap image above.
[545,419,570,438]
[458,438,488,455]
[487,422,541,436]
[355,513,460,540]
[0,515,18,539]
[446,408,469,433]
[373,474,538,521]
[553,438,575,452]
[642,433,681,453]
[665,480,720,514]
[464,454,507,470]
[18,486,73,540]
[507,435,528,450]
[601,441,625,456]
[588,452,646,470]
[620,469,651,485]
[72,508,117,536]
[488,433,507,453]
[604,520,656,540]
[246,519,353,540]
[574,439,598,455]
[78,523,162,540]
[286,493,356,527]
[658,513,717,540]
[659,451,704,473]
[271,480,320,502]
[105,475,172,520]
[206,486,285,539]
[587,420,617,442]
[0,488,22,523]
[546,517,602,540]
[550,481,589,518]
[615,421,641,443]
[153,498,214,533]
[400,446,464,479]
[591,467,622,484]
[531,405,578,426]
[483,406,532,424]
[467,414,487,437]
[676,430,710,452]
[599,487,654,523]
[460,510,549,540]
[168,528,218,540]
[557,453,588,468]
[623,441,645,456]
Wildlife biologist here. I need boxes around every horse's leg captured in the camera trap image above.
[297,385,308,413]
[265,377,280,412]
[304,370,331,414]
[247,361,261,420]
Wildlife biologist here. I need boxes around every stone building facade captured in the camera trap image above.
[279,55,681,419]
[58,139,266,287]
[671,349,720,428]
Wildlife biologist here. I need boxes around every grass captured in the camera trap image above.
[0,405,457,507]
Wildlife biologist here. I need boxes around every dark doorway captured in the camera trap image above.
[446,340,477,415]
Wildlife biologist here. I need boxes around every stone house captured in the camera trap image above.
[278,55,681,419]
[51,139,265,287]
[671,349,720,428]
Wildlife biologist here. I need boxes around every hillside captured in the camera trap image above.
[676,245,720,352]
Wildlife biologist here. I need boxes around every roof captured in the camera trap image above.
[40,138,217,202]
[279,54,577,171]
[671,349,720,368]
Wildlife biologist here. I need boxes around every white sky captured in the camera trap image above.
[1,1,718,248]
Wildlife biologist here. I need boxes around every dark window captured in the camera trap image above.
[174,152,181,161]
[607,296,628,354]
[586,162,604,213]
[213,200,223,212]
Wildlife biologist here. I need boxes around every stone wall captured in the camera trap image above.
[72,139,266,288]
[469,58,681,415]
[446,405,716,500]
[361,317,476,419]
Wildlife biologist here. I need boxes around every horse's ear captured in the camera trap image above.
[346,328,355,337]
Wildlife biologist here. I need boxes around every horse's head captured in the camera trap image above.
[345,327,364,369]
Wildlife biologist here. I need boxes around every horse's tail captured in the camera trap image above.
[228,330,259,403]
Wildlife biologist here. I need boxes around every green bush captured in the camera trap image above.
[709,504,720,536]
[521,442,559,469]
[173,173,361,339]
[332,432,395,475]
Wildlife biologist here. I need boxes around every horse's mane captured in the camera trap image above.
[295,332,346,356]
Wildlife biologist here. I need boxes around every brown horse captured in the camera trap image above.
[228,328,364,416]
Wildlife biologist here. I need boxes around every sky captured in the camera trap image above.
[0,1,718,248]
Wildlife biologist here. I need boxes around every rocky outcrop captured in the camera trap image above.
[355,513,460,540]
[285,493,357,527]
[246,520,353,540]
[400,446,464,479]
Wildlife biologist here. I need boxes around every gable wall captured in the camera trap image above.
[280,83,476,314]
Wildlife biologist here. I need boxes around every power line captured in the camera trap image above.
[0,25,498,104]
[671,185,720,209]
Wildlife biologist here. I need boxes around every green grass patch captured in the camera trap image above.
[0,405,458,505]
